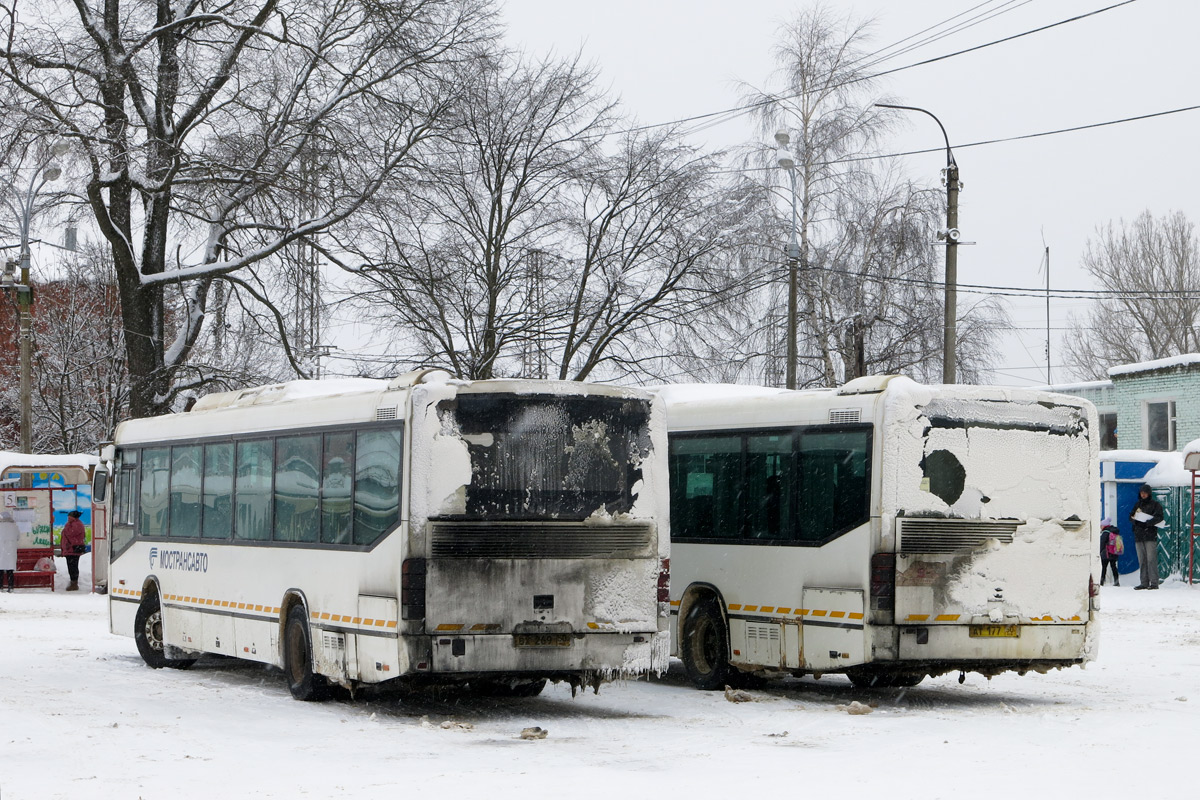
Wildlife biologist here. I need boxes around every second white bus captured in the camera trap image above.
[661,375,1099,688]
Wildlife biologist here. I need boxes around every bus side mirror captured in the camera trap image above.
[92,468,109,503]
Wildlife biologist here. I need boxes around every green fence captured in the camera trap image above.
[1152,487,1200,583]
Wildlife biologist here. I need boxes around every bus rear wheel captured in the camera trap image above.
[284,605,326,701]
[681,599,733,690]
[847,669,924,688]
[134,591,196,670]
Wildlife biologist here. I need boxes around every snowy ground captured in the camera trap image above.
[3,562,1198,799]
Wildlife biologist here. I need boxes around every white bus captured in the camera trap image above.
[104,371,669,699]
[661,375,1099,689]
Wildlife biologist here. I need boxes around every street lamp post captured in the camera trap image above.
[875,104,961,384]
[775,130,800,390]
[2,154,65,453]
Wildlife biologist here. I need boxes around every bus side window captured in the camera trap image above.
[169,445,202,538]
[668,434,742,541]
[274,435,321,543]
[202,443,234,540]
[353,428,402,546]
[112,449,139,553]
[745,434,795,540]
[140,447,171,538]
[797,428,871,544]
[235,440,274,541]
[321,432,354,545]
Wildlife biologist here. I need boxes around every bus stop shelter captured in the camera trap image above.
[0,452,103,592]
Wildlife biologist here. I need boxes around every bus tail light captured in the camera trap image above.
[657,558,670,604]
[870,552,896,612]
[402,558,426,620]
[1089,574,1098,598]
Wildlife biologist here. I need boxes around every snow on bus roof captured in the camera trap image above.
[651,384,807,405]
[191,377,395,411]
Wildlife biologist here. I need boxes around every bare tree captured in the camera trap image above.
[348,52,612,379]
[807,171,1007,384]
[552,129,750,381]
[1063,210,1200,379]
[0,0,496,416]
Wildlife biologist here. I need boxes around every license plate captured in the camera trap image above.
[513,633,573,648]
[969,624,1020,638]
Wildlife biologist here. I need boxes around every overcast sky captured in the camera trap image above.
[500,0,1200,385]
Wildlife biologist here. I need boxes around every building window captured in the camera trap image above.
[1098,412,1118,450]
[1146,400,1176,451]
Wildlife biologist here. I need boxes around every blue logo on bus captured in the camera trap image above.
[148,547,208,573]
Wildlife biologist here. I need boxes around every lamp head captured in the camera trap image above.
[42,164,61,182]
[776,147,795,171]
[773,130,790,147]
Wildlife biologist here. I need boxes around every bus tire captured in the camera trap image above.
[284,605,326,701]
[134,590,196,670]
[680,599,733,690]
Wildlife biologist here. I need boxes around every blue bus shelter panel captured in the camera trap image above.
[1114,482,1144,575]
[1112,461,1155,481]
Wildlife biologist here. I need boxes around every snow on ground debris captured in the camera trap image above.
[3,562,1200,799]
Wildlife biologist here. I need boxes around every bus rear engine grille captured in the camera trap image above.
[897,519,1020,554]
[429,521,655,559]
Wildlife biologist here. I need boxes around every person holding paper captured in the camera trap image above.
[1129,484,1163,590]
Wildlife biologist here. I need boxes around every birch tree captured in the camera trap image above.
[731,6,1006,386]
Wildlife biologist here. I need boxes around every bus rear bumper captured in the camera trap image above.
[414,630,670,679]
[898,622,1090,665]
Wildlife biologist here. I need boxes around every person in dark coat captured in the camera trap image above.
[1129,484,1163,590]
[60,510,87,592]
[1099,520,1121,587]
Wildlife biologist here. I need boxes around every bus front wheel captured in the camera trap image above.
[284,605,326,701]
[681,599,733,690]
[134,591,196,670]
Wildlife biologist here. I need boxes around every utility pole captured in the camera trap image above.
[943,159,960,384]
[775,131,800,389]
[17,251,32,453]
[875,104,960,383]
[1044,245,1051,385]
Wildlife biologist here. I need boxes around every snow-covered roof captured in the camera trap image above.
[1107,354,1200,377]
[0,451,98,473]
[1040,379,1113,392]
[1101,449,1193,486]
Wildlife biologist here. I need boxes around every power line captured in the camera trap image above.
[716,101,1200,176]
[675,1,1034,140]
[614,0,1138,138]
[773,260,1200,301]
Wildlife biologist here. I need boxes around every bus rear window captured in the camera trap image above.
[446,394,651,521]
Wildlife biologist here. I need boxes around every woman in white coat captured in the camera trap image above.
[0,510,19,592]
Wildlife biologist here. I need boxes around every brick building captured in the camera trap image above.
[1049,355,1200,453]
